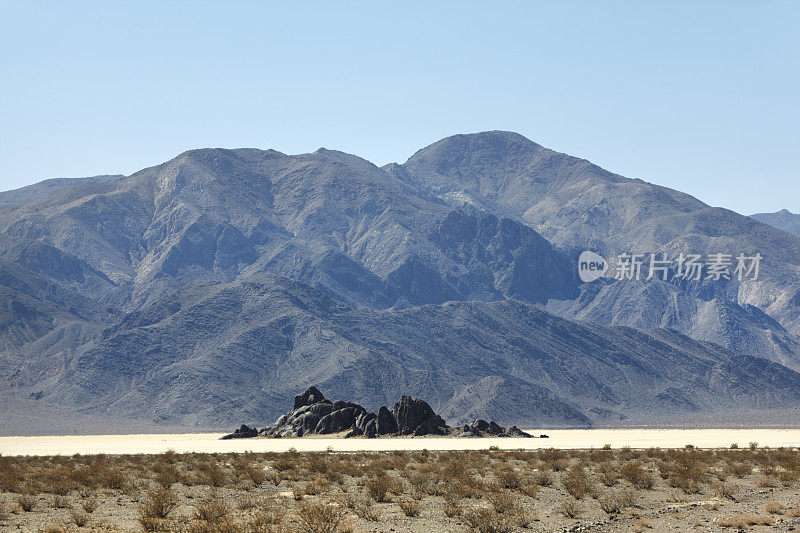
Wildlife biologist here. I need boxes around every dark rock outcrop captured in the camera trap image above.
[227,387,543,439]
[220,424,259,439]
[457,419,533,438]
[262,387,407,438]
[376,406,399,435]
[393,395,449,435]
[294,386,326,410]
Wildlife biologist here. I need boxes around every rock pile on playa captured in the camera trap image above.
[221,386,537,439]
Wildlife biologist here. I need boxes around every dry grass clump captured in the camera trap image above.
[757,474,778,488]
[138,487,178,531]
[342,494,379,521]
[530,468,553,487]
[717,514,774,528]
[397,497,420,517]
[195,496,229,523]
[16,494,36,512]
[463,506,515,533]
[619,460,655,490]
[764,500,785,515]
[82,497,98,513]
[70,508,90,527]
[487,490,514,514]
[297,501,345,533]
[598,489,636,514]
[51,494,70,509]
[560,497,580,518]
[365,472,399,502]
[562,465,592,499]
[713,481,738,500]
[665,451,708,493]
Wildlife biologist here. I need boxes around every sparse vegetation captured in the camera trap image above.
[1,447,799,531]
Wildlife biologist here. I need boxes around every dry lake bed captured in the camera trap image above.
[3,429,800,456]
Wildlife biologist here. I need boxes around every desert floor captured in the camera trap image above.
[3,444,800,532]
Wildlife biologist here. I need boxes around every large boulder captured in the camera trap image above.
[376,406,399,435]
[220,424,259,439]
[294,386,326,410]
[315,405,366,434]
[392,396,448,435]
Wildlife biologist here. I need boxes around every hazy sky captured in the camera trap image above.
[1,1,798,214]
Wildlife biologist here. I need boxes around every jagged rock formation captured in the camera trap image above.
[393,395,449,436]
[456,419,532,438]
[220,424,258,439]
[236,387,532,438]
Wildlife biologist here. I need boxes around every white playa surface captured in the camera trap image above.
[3,429,800,456]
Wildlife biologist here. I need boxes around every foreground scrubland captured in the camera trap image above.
[3,445,800,532]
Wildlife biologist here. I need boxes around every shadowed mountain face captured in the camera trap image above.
[2,131,800,431]
[752,209,800,237]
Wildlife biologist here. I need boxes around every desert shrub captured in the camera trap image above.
[237,494,260,511]
[725,462,752,478]
[562,466,592,500]
[81,497,98,513]
[779,469,800,486]
[463,507,515,533]
[560,497,580,518]
[765,500,785,515]
[196,461,228,487]
[52,494,71,508]
[16,494,36,512]
[620,460,655,489]
[667,452,707,493]
[518,478,539,498]
[366,473,395,502]
[70,508,90,527]
[304,476,332,495]
[397,498,420,517]
[97,467,128,490]
[598,489,636,514]
[154,464,181,489]
[195,498,229,522]
[717,514,773,528]
[531,469,553,487]
[444,498,462,518]
[509,502,535,528]
[758,475,779,488]
[343,494,379,521]
[713,481,737,500]
[487,490,514,514]
[494,465,520,490]
[139,487,178,520]
[298,501,345,533]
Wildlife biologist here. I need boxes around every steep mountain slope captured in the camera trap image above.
[752,209,800,237]
[14,274,800,429]
[391,131,800,367]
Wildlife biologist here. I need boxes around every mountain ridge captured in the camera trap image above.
[3,131,800,431]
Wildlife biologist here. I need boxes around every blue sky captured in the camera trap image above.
[1,1,798,214]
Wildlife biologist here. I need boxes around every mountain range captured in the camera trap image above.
[3,131,800,434]
[751,209,800,237]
